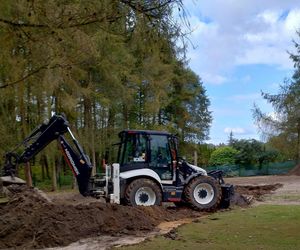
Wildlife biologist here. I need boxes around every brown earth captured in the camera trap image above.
[0,180,284,250]
[0,186,202,249]
[287,164,300,176]
[229,183,283,207]
[234,183,283,199]
[227,175,300,206]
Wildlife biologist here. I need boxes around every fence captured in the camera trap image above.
[30,160,297,189]
[205,160,296,177]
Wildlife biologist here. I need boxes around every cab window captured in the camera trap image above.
[122,134,147,164]
[149,135,171,167]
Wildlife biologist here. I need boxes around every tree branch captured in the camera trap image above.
[120,0,173,19]
[0,65,49,89]
[121,0,177,16]
[0,18,47,28]
[0,13,122,29]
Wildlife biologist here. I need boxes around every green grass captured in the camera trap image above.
[269,194,300,201]
[120,205,300,250]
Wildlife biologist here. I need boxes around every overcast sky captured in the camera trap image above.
[183,0,300,144]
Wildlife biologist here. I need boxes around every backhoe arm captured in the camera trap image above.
[2,114,92,196]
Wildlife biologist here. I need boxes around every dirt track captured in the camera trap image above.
[1,175,299,249]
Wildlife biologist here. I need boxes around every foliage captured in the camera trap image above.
[0,1,212,188]
[197,143,215,167]
[231,139,278,167]
[178,142,215,167]
[253,34,300,163]
[266,133,297,161]
[209,146,239,166]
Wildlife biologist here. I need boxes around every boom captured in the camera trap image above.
[2,114,92,196]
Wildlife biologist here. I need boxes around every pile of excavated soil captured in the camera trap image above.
[0,183,283,249]
[235,183,283,199]
[231,183,283,206]
[0,186,201,249]
[288,164,300,176]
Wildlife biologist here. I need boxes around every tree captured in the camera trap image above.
[266,133,297,161]
[0,1,212,189]
[228,131,234,146]
[231,139,278,167]
[253,34,300,163]
[164,65,212,142]
[197,143,215,167]
[209,146,239,166]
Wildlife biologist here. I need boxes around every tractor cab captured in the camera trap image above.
[117,130,178,183]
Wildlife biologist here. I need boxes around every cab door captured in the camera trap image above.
[148,134,175,182]
[118,133,149,172]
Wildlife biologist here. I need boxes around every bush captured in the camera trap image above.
[209,146,239,166]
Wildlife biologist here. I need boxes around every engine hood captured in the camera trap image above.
[186,162,207,175]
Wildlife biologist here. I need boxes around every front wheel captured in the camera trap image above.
[124,178,162,206]
[184,176,222,211]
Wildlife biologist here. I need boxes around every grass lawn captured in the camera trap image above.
[120,205,300,250]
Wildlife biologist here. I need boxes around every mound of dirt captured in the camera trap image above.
[287,164,300,176]
[0,183,281,249]
[231,183,283,206]
[0,186,201,249]
[230,193,253,207]
[235,183,283,198]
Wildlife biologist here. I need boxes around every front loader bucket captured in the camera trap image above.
[0,176,26,204]
[220,183,234,209]
[0,176,26,186]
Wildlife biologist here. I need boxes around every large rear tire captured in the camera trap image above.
[184,176,222,211]
[125,178,162,206]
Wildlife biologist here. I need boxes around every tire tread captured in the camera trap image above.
[184,176,222,211]
[124,178,162,206]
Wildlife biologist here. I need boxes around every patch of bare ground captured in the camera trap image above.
[226,175,300,205]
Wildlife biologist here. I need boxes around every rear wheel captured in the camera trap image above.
[184,176,221,211]
[125,178,162,206]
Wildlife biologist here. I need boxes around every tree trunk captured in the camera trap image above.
[41,155,45,180]
[24,162,33,187]
[194,150,198,166]
[297,121,300,164]
[52,162,57,192]
[47,153,57,192]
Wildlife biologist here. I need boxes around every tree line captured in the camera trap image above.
[0,1,212,187]
[209,136,279,168]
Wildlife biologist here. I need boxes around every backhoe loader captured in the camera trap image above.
[1,114,233,211]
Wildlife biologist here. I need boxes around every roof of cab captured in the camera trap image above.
[119,129,172,136]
